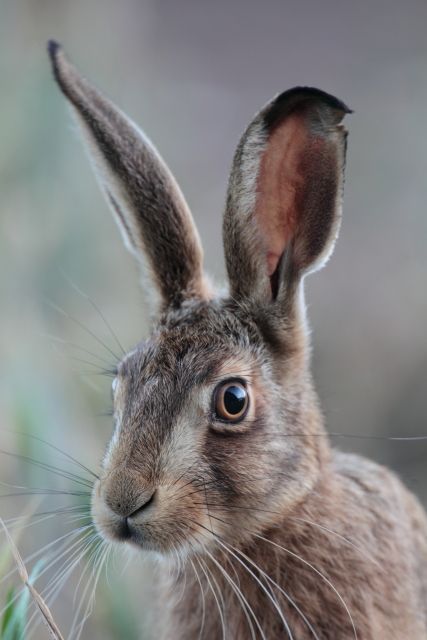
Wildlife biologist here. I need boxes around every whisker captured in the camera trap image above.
[214,535,294,639]
[12,431,99,480]
[60,269,126,357]
[0,525,93,627]
[202,544,262,640]
[188,517,291,639]
[188,557,207,640]
[252,531,357,640]
[196,556,227,640]
[41,531,99,610]
[290,516,381,570]
[0,524,92,590]
[329,432,427,442]
[4,505,91,525]
[0,448,94,488]
[24,530,98,639]
[45,298,121,363]
[186,498,383,573]
[67,539,103,639]
[42,332,115,368]
[201,510,357,638]
[170,479,220,503]
[0,489,91,498]
[49,342,115,374]
[223,539,320,640]
[74,541,109,640]
[255,430,427,442]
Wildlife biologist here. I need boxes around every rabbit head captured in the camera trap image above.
[48,41,350,560]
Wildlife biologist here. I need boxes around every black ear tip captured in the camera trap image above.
[284,87,352,114]
[265,86,353,129]
[47,39,62,61]
[304,87,352,115]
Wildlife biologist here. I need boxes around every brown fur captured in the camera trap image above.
[48,41,427,639]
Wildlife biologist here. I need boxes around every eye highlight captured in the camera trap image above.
[214,380,249,422]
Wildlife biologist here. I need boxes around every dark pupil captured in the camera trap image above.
[223,386,246,415]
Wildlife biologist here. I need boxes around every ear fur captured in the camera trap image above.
[47,40,209,310]
[223,87,351,307]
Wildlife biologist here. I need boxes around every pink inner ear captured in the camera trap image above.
[256,113,309,277]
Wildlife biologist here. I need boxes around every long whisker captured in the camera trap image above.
[196,502,358,640]
[0,489,91,498]
[201,545,262,640]
[74,541,109,640]
[60,269,126,357]
[0,429,100,480]
[0,524,92,590]
[213,534,294,639]
[188,498,379,573]
[202,511,357,639]
[196,556,226,640]
[0,448,94,488]
[170,479,220,503]
[4,505,91,525]
[251,531,357,640]
[0,525,93,626]
[42,332,116,368]
[69,537,105,639]
[254,430,427,442]
[188,557,207,640]
[290,516,381,570]
[46,299,121,363]
[49,344,115,374]
[223,539,320,640]
[188,516,293,639]
[24,530,98,639]
[46,531,99,600]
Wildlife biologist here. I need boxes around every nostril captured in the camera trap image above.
[104,489,156,519]
[101,482,156,518]
[128,491,155,518]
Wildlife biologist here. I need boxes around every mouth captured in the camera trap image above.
[92,505,157,550]
[91,485,154,549]
[91,477,219,557]
[91,490,186,554]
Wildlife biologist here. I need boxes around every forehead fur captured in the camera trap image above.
[120,299,271,381]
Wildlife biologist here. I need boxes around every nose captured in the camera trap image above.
[109,492,155,540]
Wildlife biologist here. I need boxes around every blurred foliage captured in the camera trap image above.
[1,587,29,640]
[0,0,426,638]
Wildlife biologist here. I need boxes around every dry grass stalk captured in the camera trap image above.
[0,516,65,640]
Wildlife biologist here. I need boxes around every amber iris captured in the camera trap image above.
[214,381,248,422]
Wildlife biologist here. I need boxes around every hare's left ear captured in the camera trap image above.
[48,41,209,310]
[223,87,351,308]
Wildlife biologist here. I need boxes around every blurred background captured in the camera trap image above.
[0,0,426,638]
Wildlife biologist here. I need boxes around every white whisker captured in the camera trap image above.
[196,557,227,640]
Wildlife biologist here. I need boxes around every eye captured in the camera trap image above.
[214,380,249,422]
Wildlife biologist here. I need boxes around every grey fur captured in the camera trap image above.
[48,42,427,639]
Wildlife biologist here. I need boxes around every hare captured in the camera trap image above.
[48,41,427,639]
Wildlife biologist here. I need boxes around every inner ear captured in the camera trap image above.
[256,111,311,289]
[269,251,285,300]
[224,86,349,305]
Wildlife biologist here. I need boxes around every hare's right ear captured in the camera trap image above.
[48,41,209,310]
[223,87,350,313]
